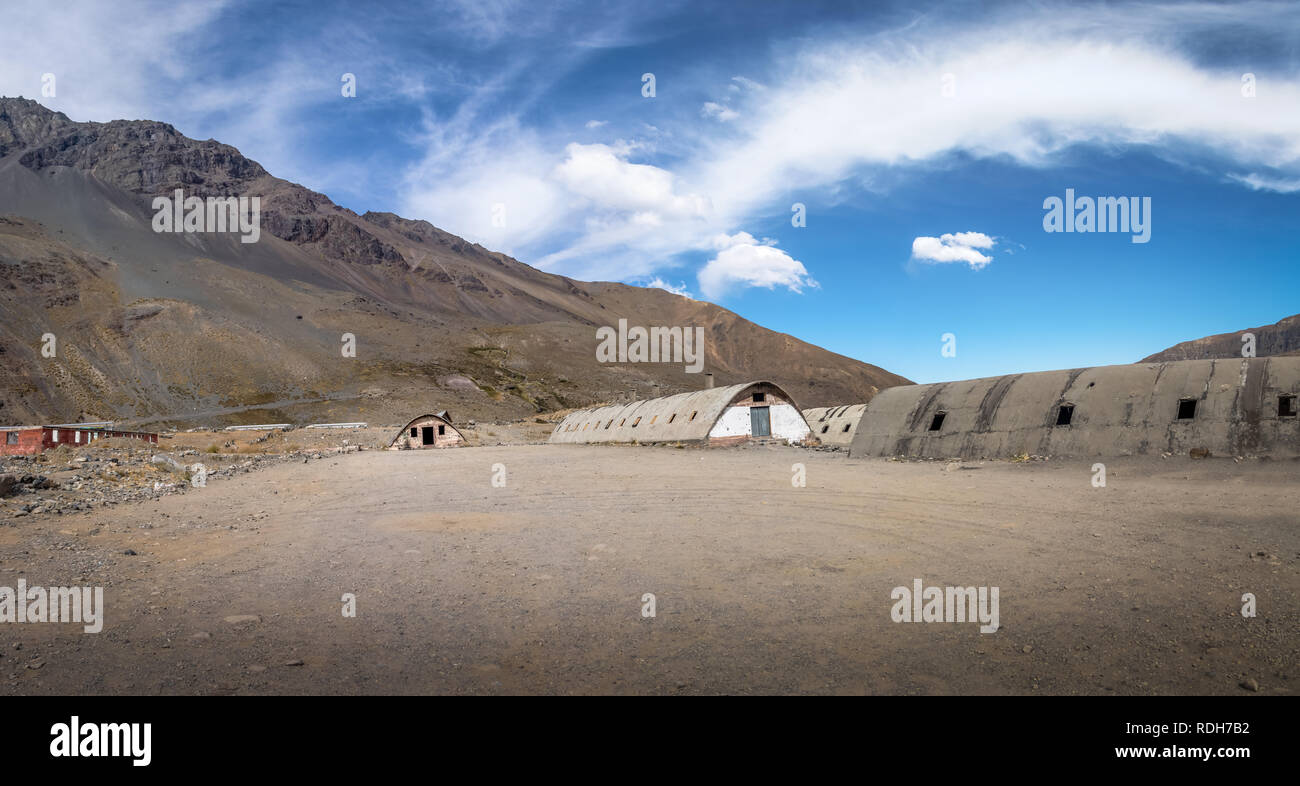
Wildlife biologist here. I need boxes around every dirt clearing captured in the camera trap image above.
[1,445,1295,695]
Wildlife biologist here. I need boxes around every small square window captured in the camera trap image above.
[754,392,766,402]
[928,412,946,431]
[410,427,417,437]
[1177,399,1197,420]
[1056,404,1074,426]
[6,432,16,445]
[1279,395,1297,417]
[438,424,445,435]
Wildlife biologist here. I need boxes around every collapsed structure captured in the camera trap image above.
[389,411,465,449]
[802,404,867,447]
[848,358,1300,459]
[1,425,158,456]
[549,381,811,446]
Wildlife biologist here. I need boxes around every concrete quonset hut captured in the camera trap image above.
[389,411,465,449]
[802,404,867,447]
[848,357,1300,459]
[549,381,812,446]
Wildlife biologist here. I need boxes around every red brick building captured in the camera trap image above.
[1,425,158,456]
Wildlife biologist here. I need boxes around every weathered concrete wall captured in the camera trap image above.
[848,358,1300,459]
[389,414,464,449]
[549,381,811,445]
[803,404,867,447]
[708,402,808,444]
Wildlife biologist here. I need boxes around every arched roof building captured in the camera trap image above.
[389,411,466,449]
[802,404,867,447]
[548,380,811,446]
[848,357,1300,459]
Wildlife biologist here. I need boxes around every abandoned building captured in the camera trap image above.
[848,357,1300,459]
[802,404,868,448]
[0,425,159,456]
[389,411,465,449]
[549,381,812,446]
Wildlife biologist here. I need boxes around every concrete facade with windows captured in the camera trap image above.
[803,404,868,447]
[848,357,1300,459]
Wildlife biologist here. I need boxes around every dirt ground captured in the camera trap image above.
[0,444,1296,695]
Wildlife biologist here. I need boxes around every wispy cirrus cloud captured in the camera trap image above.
[396,1,1300,297]
[3,0,1298,303]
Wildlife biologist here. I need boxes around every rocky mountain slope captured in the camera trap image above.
[1141,313,1300,362]
[0,97,909,428]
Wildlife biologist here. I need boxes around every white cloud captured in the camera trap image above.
[911,232,996,270]
[701,101,739,121]
[1229,172,1300,193]
[698,232,818,299]
[585,119,607,129]
[643,277,693,298]
[552,142,710,219]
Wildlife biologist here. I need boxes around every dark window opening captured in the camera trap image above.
[928,412,946,432]
[689,411,697,421]
[842,424,851,432]
[754,392,766,402]
[5,432,16,445]
[438,424,445,435]
[1280,395,1297,417]
[668,414,676,423]
[1056,404,1074,426]
[821,425,829,434]
[410,427,417,437]
[1177,399,1197,420]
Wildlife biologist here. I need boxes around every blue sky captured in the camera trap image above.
[2,0,1298,383]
